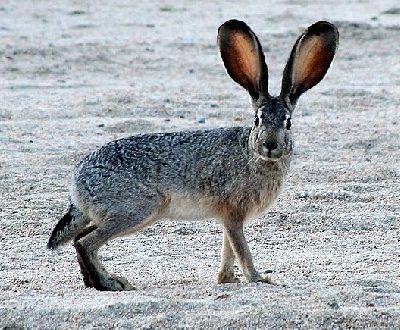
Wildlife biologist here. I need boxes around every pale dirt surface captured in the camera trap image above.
[1,0,399,328]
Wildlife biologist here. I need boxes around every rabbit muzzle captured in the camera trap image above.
[252,127,289,162]
[263,139,284,159]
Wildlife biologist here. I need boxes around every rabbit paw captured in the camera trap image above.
[217,270,240,284]
[94,275,136,291]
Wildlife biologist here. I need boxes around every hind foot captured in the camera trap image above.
[92,275,135,291]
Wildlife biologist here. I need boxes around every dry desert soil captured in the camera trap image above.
[1,0,399,329]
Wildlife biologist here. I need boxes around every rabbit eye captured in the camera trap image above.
[254,109,263,127]
[254,116,262,127]
[285,117,292,130]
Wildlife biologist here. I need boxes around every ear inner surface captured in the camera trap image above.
[228,32,261,97]
[281,21,339,106]
[292,35,333,96]
[218,20,268,100]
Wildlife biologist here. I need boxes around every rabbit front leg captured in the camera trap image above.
[216,229,239,283]
[224,220,273,283]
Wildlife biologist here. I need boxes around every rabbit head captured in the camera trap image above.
[218,20,338,161]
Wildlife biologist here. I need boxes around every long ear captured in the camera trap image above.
[280,21,339,109]
[218,19,269,102]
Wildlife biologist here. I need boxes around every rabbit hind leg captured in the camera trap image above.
[73,209,160,291]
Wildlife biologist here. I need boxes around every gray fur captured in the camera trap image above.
[71,125,290,224]
[48,19,338,290]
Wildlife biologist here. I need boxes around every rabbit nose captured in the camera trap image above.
[264,140,278,151]
[264,140,280,159]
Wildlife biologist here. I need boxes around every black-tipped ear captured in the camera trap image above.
[218,19,269,102]
[280,21,339,109]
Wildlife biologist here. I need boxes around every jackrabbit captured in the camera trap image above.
[48,19,339,291]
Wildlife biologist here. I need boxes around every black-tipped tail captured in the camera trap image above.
[47,205,74,250]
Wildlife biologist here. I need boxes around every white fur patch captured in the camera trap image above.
[162,193,217,221]
[256,108,263,126]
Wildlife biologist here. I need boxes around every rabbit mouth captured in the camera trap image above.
[259,156,281,162]
[256,150,284,162]
[255,146,291,162]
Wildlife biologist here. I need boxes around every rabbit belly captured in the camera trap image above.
[163,193,218,221]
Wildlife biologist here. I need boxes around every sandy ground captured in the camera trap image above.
[1,0,399,328]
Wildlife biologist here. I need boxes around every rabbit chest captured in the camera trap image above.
[236,157,290,219]
[163,156,290,222]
